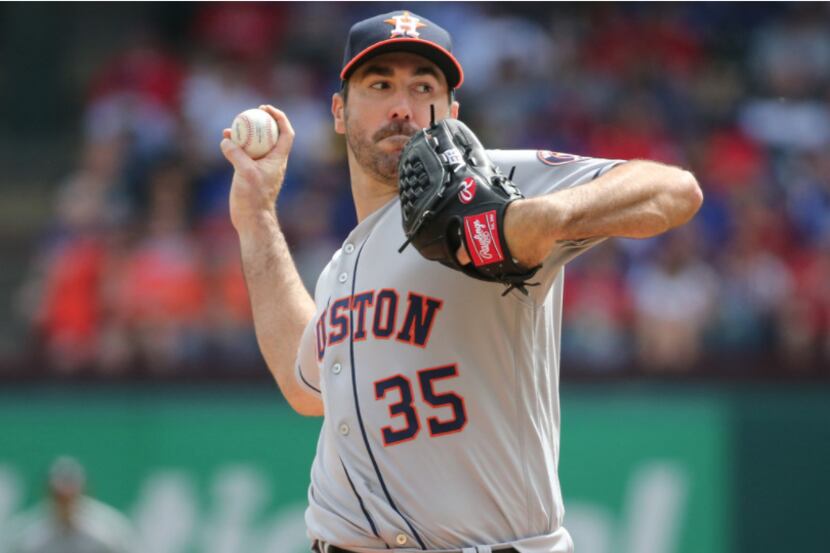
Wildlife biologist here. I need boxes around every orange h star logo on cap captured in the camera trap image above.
[385,11,427,38]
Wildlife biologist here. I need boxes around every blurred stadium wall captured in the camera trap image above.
[1,386,828,553]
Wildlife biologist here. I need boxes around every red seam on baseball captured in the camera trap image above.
[241,115,253,149]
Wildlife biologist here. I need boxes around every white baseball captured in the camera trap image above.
[231,108,279,159]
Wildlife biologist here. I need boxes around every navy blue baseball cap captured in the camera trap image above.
[340,10,464,89]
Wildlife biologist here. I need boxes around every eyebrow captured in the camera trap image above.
[358,64,441,81]
[414,66,441,80]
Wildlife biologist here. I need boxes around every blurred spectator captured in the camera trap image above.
[31,234,107,374]
[281,186,343,292]
[180,3,284,168]
[562,242,634,372]
[19,139,126,374]
[586,88,684,164]
[180,58,268,167]
[0,457,138,553]
[196,214,260,370]
[103,157,207,373]
[453,9,556,93]
[739,96,830,152]
[785,152,830,246]
[782,239,830,372]
[740,6,830,152]
[629,227,718,372]
[748,4,830,95]
[697,127,765,195]
[190,2,286,62]
[84,33,185,159]
[709,197,794,362]
[270,62,338,165]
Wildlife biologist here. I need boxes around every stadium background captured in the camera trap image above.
[0,2,828,552]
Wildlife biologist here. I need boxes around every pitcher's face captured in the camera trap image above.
[333,52,459,184]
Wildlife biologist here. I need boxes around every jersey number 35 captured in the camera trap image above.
[374,364,468,446]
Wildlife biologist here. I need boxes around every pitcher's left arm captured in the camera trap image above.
[501,160,703,267]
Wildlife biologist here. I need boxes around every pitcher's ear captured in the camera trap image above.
[332,92,346,135]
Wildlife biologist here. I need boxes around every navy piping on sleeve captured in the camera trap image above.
[339,457,388,547]
[348,238,427,550]
[298,364,321,393]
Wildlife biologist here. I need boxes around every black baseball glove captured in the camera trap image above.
[398,112,541,295]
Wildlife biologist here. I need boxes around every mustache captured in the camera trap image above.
[373,121,419,142]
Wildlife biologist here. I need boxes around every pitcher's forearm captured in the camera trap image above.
[505,160,703,267]
[238,217,319,413]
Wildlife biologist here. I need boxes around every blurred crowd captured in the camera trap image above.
[14,3,830,377]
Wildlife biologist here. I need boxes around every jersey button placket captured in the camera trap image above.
[395,534,408,546]
[338,423,350,436]
[337,272,348,283]
[331,363,342,375]
[344,243,355,254]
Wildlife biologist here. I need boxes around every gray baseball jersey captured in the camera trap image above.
[295,149,622,553]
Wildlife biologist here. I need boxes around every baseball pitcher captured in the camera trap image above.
[219,10,703,553]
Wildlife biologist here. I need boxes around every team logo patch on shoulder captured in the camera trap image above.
[537,150,584,166]
[385,11,426,38]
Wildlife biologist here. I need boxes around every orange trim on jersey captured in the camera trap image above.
[372,288,399,339]
[315,310,328,361]
[350,290,375,342]
[375,373,421,447]
[418,363,468,438]
[328,296,351,345]
[395,292,443,348]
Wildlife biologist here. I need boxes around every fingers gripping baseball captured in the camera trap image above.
[221,105,295,168]
[257,105,296,158]
[221,105,295,231]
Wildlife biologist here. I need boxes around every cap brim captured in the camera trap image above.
[340,37,464,89]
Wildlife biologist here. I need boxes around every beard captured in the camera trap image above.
[344,115,419,185]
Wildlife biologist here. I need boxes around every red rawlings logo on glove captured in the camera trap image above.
[463,211,504,267]
[458,177,477,204]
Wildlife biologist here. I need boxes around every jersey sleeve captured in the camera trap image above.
[295,314,322,397]
[488,149,623,198]
[487,149,626,296]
